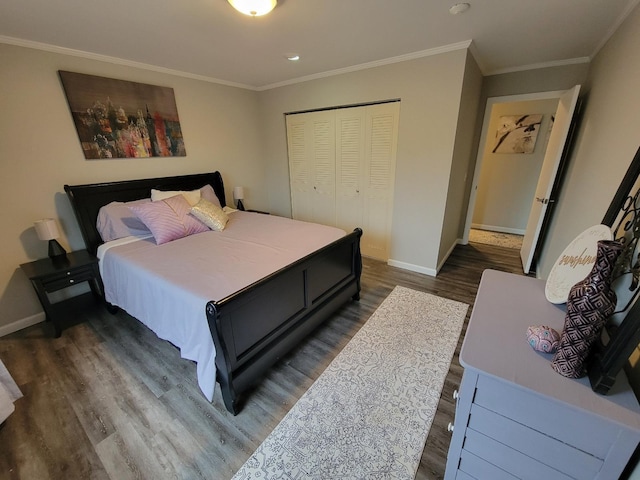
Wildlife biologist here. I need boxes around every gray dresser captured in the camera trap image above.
[445,269,640,480]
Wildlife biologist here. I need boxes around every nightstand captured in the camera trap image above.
[20,250,104,337]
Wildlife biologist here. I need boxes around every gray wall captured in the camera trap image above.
[532,4,640,395]
[536,5,640,279]
[0,43,266,333]
[439,51,483,268]
[1,42,476,333]
[258,48,470,276]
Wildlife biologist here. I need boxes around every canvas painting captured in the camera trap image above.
[59,71,186,159]
[492,114,543,154]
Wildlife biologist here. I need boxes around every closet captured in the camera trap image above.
[286,102,399,260]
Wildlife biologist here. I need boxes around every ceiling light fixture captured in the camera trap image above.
[286,55,300,61]
[449,3,470,15]
[228,0,276,16]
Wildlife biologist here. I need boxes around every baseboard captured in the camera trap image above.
[387,259,437,277]
[386,239,460,277]
[0,312,44,337]
[436,239,460,273]
[471,223,525,235]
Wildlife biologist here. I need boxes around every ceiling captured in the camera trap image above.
[1,0,638,90]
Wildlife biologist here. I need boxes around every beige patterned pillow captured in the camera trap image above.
[190,198,229,231]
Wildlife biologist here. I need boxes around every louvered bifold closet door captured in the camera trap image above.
[362,103,399,260]
[286,114,314,222]
[311,111,336,227]
[335,107,366,235]
[286,110,336,226]
[287,102,399,261]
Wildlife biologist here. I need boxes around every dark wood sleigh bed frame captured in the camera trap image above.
[64,171,362,415]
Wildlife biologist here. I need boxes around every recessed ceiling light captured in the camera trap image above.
[449,3,470,15]
[286,54,300,61]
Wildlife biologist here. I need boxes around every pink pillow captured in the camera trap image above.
[129,194,208,245]
[200,184,222,208]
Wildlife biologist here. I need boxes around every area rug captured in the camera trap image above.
[469,228,523,249]
[231,286,468,480]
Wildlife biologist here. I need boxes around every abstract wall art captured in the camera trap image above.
[492,114,543,154]
[59,71,186,159]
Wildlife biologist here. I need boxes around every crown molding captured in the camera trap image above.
[485,57,591,77]
[0,35,257,90]
[257,40,473,91]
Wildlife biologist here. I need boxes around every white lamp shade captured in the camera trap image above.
[233,186,245,200]
[228,0,276,16]
[34,219,60,241]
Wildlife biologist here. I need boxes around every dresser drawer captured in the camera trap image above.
[455,470,476,480]
[458,449,518,480]
[467,403,602,478]
[473,375,618,459]
[41,267,95,291]
[463,429,574,480]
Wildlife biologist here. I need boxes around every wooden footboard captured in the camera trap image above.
[206,228,362,415]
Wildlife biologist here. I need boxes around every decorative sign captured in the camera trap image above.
[493,114,543,154]
[545,224,613,304]
[59,71,186,159]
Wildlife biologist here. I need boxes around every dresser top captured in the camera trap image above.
[461,269,640,431]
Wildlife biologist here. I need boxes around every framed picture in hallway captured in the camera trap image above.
[59,71,186,159]
[492,114,543,154]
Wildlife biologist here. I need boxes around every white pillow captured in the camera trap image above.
[151,188,201,206]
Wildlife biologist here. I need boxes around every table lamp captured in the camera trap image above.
[34,219,67,259]
[233,186,245,211]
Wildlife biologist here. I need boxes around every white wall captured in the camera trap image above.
[472,98,559,233]
[258,48,469,276]
[0,43,266,333]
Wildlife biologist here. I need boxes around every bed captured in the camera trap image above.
[64,171,362,415]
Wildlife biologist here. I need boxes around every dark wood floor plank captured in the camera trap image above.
[0,242,524,480]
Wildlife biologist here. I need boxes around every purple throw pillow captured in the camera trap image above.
[129,194,208,245]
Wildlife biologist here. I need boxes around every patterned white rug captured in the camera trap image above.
[231,286,468,480]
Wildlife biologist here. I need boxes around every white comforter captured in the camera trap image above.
[97,211,346,401]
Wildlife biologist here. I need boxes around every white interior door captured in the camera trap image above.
[520,85,581,273]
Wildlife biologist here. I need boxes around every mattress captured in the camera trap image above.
[97,211,346,401]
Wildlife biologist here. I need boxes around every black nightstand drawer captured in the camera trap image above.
[41,268,95,292]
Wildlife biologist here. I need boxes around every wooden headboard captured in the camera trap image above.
[64,171,226,255]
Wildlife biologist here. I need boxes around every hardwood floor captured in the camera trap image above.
[0,242,524,480]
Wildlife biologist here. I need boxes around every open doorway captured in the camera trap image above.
[469,97,559,249]
[463,87,580,273]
